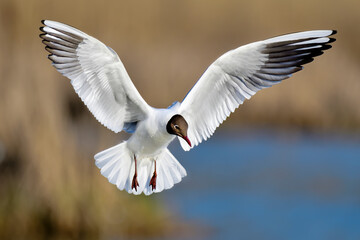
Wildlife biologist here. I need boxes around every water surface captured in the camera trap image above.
[162,129,360,240]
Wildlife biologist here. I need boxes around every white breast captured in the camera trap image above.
[127,108,177,159]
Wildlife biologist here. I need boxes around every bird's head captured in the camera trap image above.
[166,114,191,147]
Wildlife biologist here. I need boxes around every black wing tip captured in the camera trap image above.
[47,54,61,64]
[293,66,303,73]
[313,50,324,58]
[331,30,337,35]
[328,37,336,44]
[47,54,53,61]
[41,19,46,25]
[321,44,332,51]
[300,57,314,66]
[45,46,53,53]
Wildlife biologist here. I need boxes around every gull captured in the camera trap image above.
[40,20,336,195]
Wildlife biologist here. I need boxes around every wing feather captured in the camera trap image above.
[179,30,336,151]
[40,20,151,133]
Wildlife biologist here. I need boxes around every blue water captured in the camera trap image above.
[161,129,360,240]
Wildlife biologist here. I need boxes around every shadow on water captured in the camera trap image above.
[162,128,360,240]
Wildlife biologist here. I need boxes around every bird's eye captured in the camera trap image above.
[174,125,180,130]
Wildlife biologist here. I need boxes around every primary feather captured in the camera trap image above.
[178,30,336,151]
[40,20,151,133]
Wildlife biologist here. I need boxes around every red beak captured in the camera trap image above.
[182,136,192,147]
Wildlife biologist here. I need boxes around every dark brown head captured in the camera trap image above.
[166,114,191,147]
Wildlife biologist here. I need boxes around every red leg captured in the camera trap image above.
[131,155,139,190]
[149,160,157,190]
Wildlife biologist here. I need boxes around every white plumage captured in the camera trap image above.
[40,20,336,195]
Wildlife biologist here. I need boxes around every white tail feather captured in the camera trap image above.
[94,142,186,195]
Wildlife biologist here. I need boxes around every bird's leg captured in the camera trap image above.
[131,155,139,191]
[149,160,157,190]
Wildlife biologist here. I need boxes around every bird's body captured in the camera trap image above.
[127,105,178,158]
[40,20,336,195]
[93,103,186,195]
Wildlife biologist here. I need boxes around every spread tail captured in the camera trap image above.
[94,142,187,195]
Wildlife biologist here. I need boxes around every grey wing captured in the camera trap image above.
[40,20,151,133]
[179,30,336,150]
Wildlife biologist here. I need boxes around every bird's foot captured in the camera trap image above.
[149,172,157,190]
[132,174,139,191]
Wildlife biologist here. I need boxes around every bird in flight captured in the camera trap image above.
[40,20,336,195]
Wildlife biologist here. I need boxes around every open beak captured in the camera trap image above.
[182,135,192,147]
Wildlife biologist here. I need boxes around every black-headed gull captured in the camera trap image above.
[40,20,336,195]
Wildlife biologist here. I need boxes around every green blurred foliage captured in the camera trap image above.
[0,0,359,239]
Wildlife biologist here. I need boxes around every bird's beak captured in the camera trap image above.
[182,135,192,147]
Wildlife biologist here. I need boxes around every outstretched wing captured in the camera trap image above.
[40,20,151,133]
[179,30,336,150]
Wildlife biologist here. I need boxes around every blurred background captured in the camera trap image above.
[0,0,359,239]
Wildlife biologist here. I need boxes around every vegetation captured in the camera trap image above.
[0,0,359,239]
